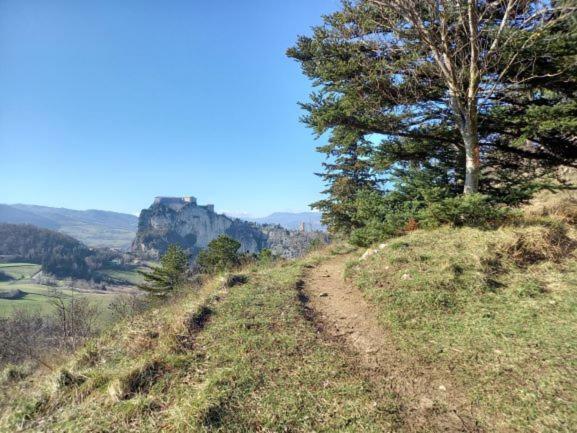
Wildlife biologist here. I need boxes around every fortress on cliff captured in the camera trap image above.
[153,196,214,212]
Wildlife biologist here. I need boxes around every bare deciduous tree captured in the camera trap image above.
[48,289,100,350]
[0,309,53,369]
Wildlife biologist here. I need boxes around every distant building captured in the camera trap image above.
[154,196,197,211]
[153,196,215,213]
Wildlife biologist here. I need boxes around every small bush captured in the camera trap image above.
[0,270,14,282]
[0,289,25,299]
[257,248,274,265]
[224,274,248,288]
[419,194,512,228]
[108,294,150,321]
[52,369,85,391]
[1,363,32,383]
[349,192,512,247]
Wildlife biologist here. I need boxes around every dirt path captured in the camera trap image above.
[304,253,483,433]
[305,254,388,367]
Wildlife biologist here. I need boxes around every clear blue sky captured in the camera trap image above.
[0,0,339,216]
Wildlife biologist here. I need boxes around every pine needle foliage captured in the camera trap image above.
[138,244,189,295]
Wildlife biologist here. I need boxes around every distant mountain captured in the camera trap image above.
[0,204,60,229]
[231,212,325,231]
[0,204,138,249]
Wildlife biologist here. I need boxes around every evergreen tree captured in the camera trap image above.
[139,244,189,295]
[196,235,241,274]
[288,0,576,234]
[311,126,377,234]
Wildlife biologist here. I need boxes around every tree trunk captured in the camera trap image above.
[449,95,481,194]
[462,121,480,194]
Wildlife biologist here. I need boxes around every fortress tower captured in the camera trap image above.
[154,196,197,211]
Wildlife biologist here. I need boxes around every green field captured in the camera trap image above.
[0,282,117,316]
[100,268,146,285]
[0,263,41,280]
[0,263,123,319]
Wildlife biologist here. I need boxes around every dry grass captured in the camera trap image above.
[524,167,577,224]
[498,223,576,266]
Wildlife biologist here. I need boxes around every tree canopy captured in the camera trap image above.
[288,0,576,237]
[196,236,242,274]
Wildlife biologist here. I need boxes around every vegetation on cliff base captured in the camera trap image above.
[196,235,242,274]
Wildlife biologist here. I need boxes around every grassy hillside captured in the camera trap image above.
[1,215,575,432]
[347,222,577,431]
[0,251,399,432]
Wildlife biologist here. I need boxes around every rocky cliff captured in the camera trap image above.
[132,197,327,259]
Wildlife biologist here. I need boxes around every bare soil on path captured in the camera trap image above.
[303,253,484,433]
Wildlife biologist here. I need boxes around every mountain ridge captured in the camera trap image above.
[0,204,138,249]
[228,211,325,231]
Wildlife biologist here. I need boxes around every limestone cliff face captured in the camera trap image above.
[132,199,327,260]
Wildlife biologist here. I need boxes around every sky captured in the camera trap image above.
[0,0,340,217]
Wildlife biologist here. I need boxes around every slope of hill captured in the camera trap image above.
[0,205,60,230]
[0,204,138,249]
[2,208,576,431]
[0,247,399,432]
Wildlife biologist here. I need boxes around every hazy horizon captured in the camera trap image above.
[2,200,322,219]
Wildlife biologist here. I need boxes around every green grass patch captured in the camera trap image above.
[0,282,117,320]
[100,268,146,285]
[349,225,577,432]
[0,263,41,280]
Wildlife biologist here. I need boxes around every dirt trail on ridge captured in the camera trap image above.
[305,254,388,367]
[303,253,483,433]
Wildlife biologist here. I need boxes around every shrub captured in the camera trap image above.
[0,270,14,282]
[257,248,274,265]
[349,191,512,247]
[0,289,25,300]
[418,194,512,228]
[197,235,241,274]
[108,294,150,320]
[139,244,189,295]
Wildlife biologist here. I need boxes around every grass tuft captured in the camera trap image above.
[498,223,575,266]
